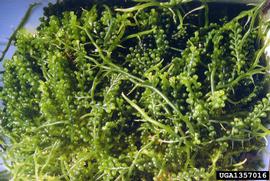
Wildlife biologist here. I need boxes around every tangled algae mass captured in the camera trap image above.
[1,0,270,180]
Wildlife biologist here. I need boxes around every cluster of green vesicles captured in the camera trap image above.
[1,0,270,180]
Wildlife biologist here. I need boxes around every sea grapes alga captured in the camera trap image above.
[1,0,270,180]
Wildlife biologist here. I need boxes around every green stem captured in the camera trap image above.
[208,149,221,178]
[122,93,178,137]
[35,121,68,131]
[203,0,209,28]
[121,27,156,42]
[0,3,40,61]
[216,68,265,89]
[60,160,70,181]
[40,141,59,174]
[210,67,216,94]
[251,40,270,69]
[90,70,103,101]
[176,9,184,28]
[115,2,161,12]
[33,148,39,181]
[127,140,154,178]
